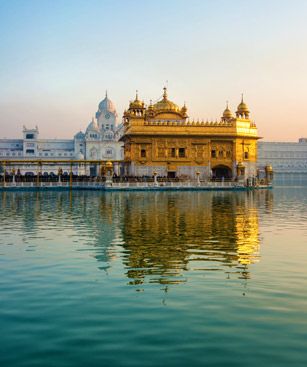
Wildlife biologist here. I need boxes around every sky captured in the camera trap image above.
[0,0,307,141]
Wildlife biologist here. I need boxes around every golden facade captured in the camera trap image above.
[121,88,259,179]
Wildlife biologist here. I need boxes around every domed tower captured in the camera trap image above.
[128,91,146,117]
[221,101,233,121]
[236,95,250,119]
[96,91,118,133]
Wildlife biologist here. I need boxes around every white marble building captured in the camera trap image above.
[257,139,307,173]
[0,94,124,175]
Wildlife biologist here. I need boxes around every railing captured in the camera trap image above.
[0,181,105,189]
[0,175,268,190]
[109,180,245,189]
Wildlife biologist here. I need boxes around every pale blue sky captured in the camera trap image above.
[1,0,307,140]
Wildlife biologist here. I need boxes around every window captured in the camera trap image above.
[171,148,176,158]
[26,134,34,139]
[244,152,249,159]
[26,149,35,154]
[141,149,146,158]
[211,150,216,158]
[179,148,185,158]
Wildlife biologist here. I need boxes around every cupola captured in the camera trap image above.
[236,95,250,119]
[222,101,233,120]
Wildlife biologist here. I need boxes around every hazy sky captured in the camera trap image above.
[0,0,307,141]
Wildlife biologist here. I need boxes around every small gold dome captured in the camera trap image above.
[237,95,249,113]
[181,102,187,114]
[265,164,273,172]
[129,90,144,109]
[223,102,233,118]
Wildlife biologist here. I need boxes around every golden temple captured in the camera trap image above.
[121,87,259,180]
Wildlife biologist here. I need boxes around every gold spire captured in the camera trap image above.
[237,94,250,114]
[222,101,233,119]
[163,87,168,100]
[129,89,144,109]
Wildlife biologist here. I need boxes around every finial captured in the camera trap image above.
[226,100,229,108]
[163,86,167,100]
[106,90,108,98]
[136,90,139,100]
[241,93,244,103]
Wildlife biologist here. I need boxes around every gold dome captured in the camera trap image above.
[222,101,233,119]
[237,95,249,113]
[129,91,144,109]
[153,87,180,112]
[181,102,187,114]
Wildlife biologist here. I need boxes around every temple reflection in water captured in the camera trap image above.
[120,191,268,284]
[0,190,273,285]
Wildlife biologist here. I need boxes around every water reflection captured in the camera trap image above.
[120,191,269,284]
[0,190,273,285]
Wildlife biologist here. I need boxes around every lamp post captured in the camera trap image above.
[69,162,73,189]
[196,171,200,186]
[58,168,62,185]
[3,161,6,187]
[37,162,42,187]
[12,168,16,186]
[105,161,113,186]
[153,170,158,186]
[265,164,273,185]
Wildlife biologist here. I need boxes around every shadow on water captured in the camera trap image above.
[0,189,274,287]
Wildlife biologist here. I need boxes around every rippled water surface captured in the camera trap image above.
[1,188,307,366]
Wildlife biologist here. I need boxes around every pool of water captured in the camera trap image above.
[0,188,307,366]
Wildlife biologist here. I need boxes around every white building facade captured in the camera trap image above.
[0,94,124,175]
[258,139,307,173]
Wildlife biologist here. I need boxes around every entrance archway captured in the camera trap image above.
[212,165,232,179]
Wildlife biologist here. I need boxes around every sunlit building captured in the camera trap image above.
[121,88,259,180]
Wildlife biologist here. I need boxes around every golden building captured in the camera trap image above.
[121,88,259,179]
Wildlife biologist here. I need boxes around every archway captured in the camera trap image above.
[212,165,232,179]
